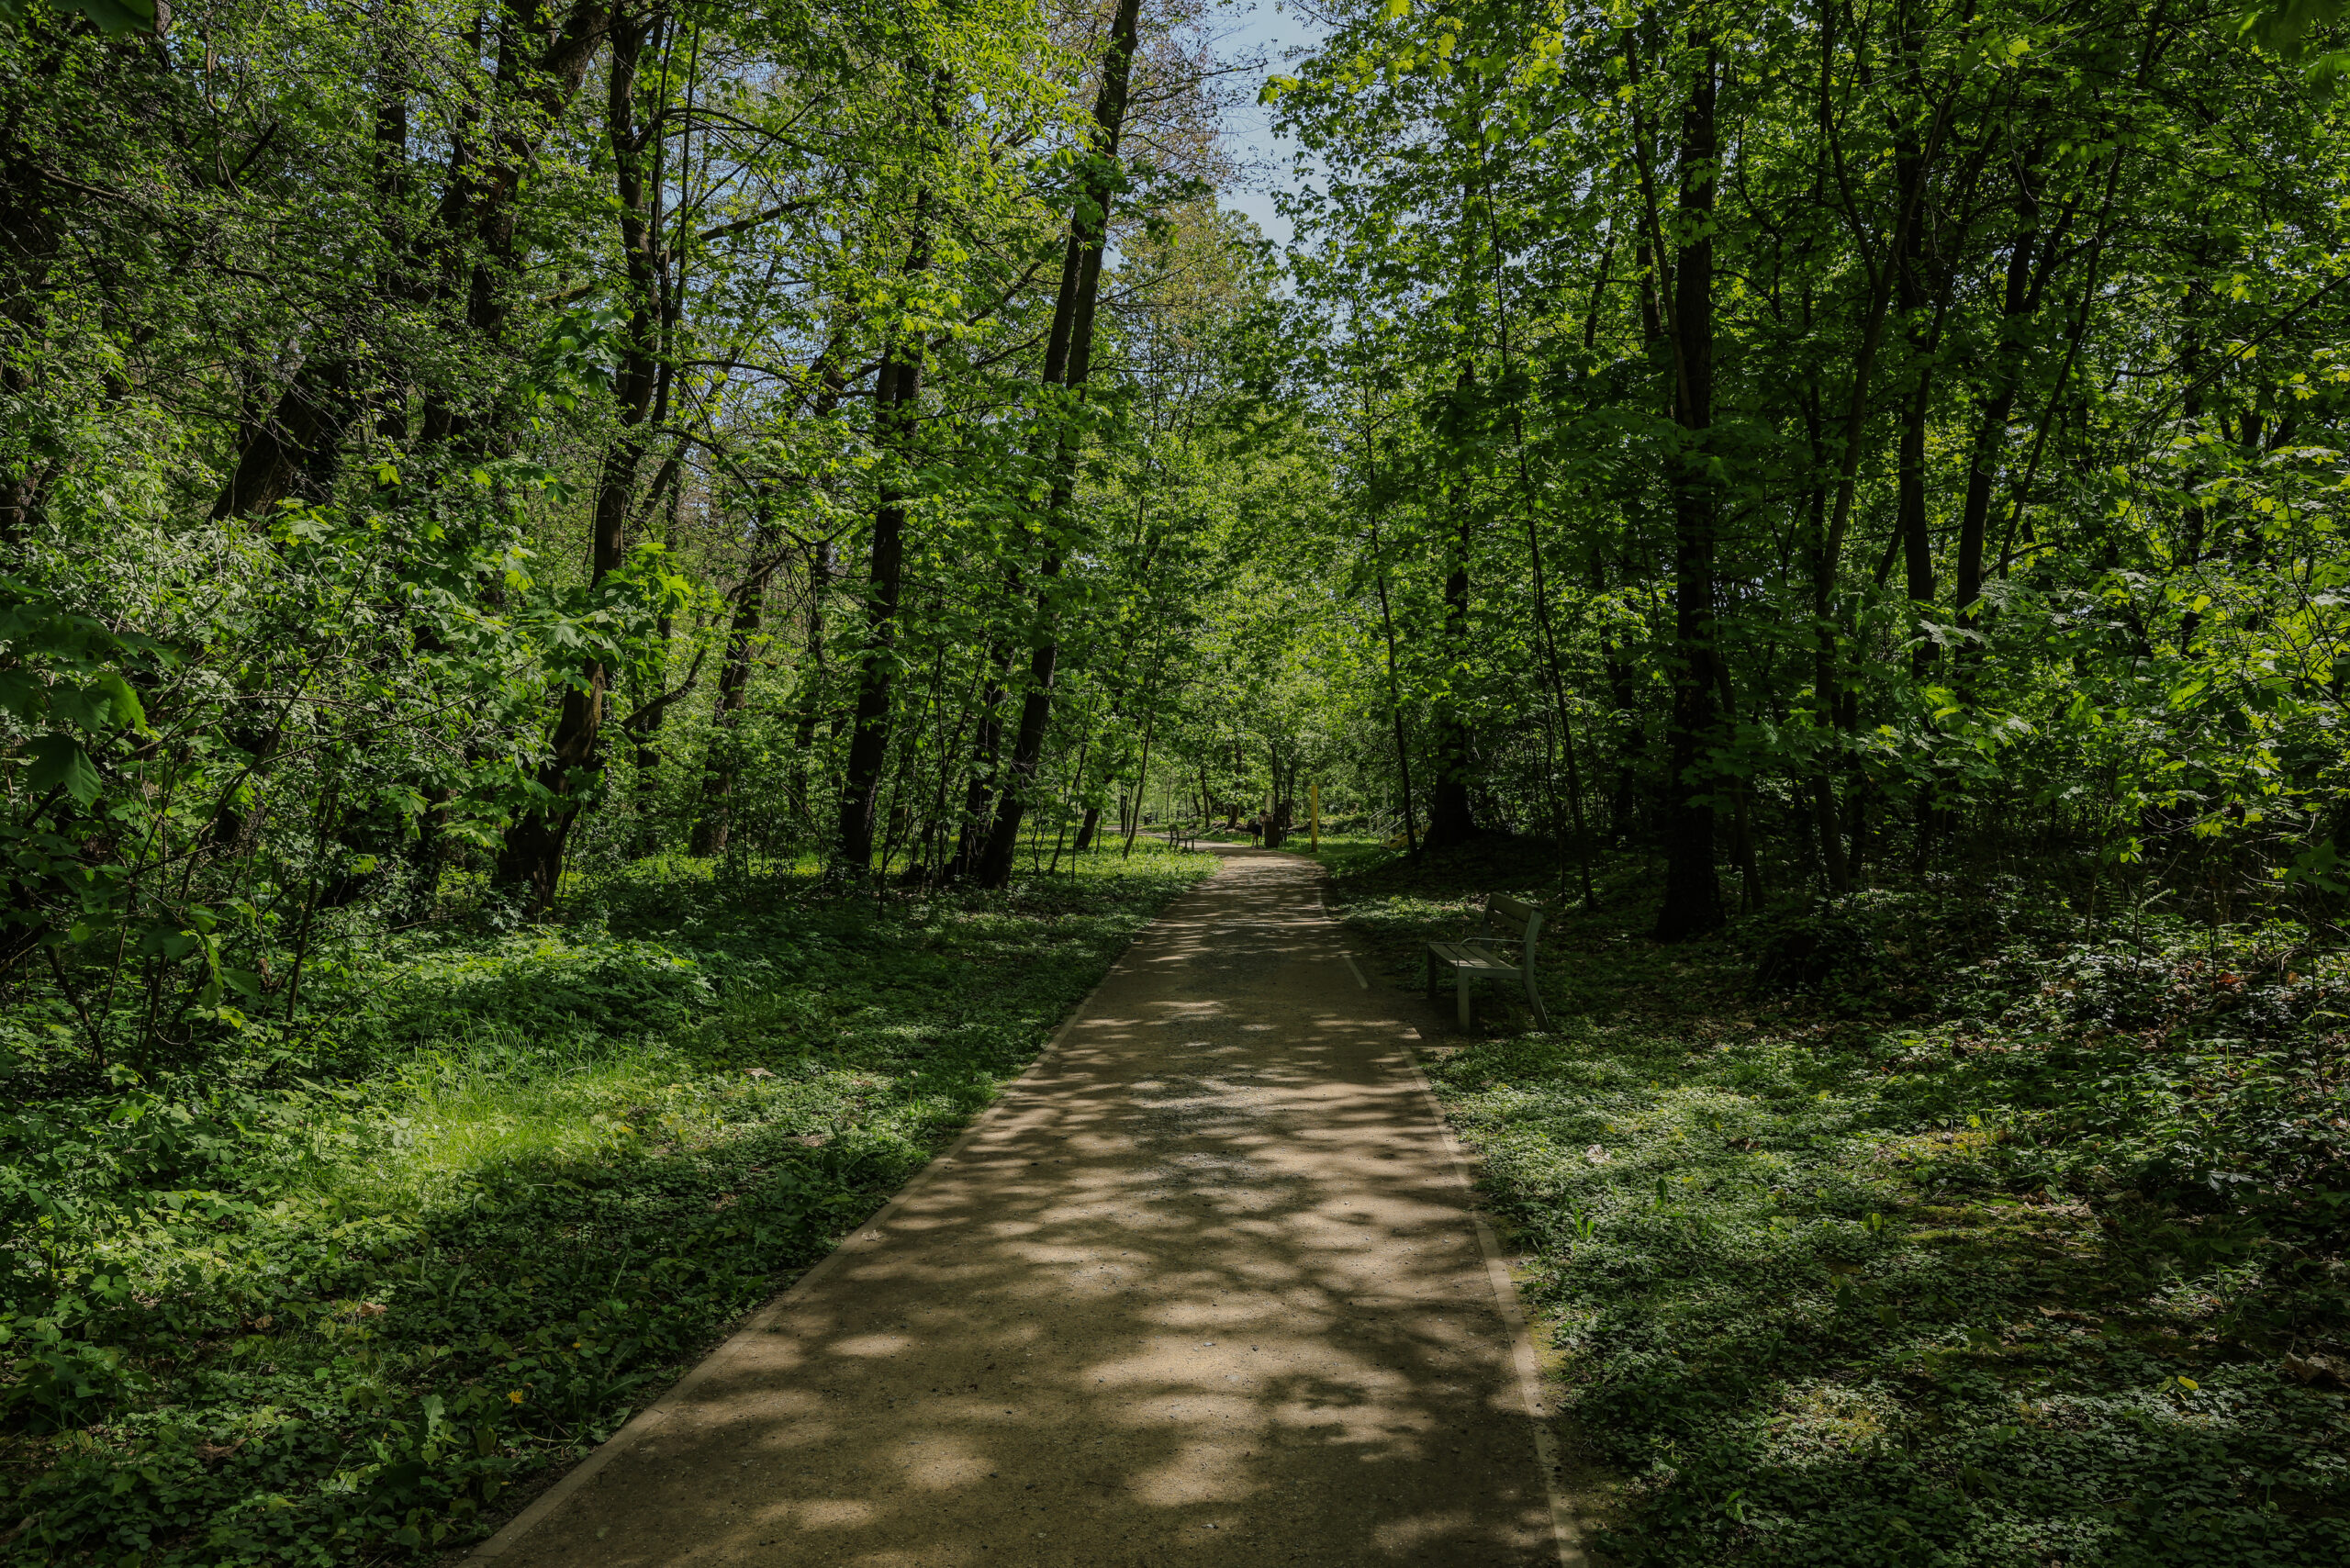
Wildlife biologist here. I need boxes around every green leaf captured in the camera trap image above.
[23,734,101,805]
[0,0,159,35]
[47,684,110,732]
[96,673,147,734]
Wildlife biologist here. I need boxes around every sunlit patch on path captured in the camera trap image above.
[469,846,1570,1566]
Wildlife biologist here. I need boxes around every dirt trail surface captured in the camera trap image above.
[471,847,1570,1566]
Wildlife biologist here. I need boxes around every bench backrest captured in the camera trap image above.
[1482,893,1545,955]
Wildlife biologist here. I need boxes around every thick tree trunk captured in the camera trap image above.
[211,359,364,521]
[1653,38,1723,942]
[972,0,1143,889]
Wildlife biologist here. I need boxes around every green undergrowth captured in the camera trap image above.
[0,848,1216,1567]
[1326,839,2350,1567]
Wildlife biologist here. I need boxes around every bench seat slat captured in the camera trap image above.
[1429,943,1518,974]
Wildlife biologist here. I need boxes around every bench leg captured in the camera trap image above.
[1457,971,1473,1030]
[1525,976,1550,1031]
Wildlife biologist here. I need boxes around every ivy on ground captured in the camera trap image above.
[1327,839,2350,1568]
[0,852,1214,1566]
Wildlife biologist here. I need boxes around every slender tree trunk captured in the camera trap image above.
[950,641,1011,880]
[1423,437,1482,850]
[1956,170,2052,633]
[690,566,769,856]
[834,198,934,878]
[1364,464,1420,863]
[973,0,1144,889]
[493,7,661,912]
[789,537,836,819]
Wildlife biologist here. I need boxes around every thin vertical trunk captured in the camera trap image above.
[1803,387,1851,893]
[494,7,662,912]
[1955,171,2051,630]
[1363,429,1420,863]
[834,197,934,878]
[790,537,837,818]
[1121,665,1163,859]
[1891,4,1938,681]
[950,640,1012,880]
[973,0,1144,889]
[1423,380,1482,851]
[690,566,770,857]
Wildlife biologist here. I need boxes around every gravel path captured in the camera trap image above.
[470,847,1572,1566]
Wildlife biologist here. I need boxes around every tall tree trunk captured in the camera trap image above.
[493,6,660,911]
[1803,389,1851,893]
[1653,35,1723,941]
[834,199,934,878]
[972,0,1144,889]
[1423,377,1482,849]
[1955,164,2054,633]
[789,536,836,818]
[950,638,1012,879]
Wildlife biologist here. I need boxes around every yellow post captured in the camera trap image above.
[1310,779,1320,852]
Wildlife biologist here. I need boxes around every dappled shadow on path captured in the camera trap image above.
[477,848,1555,1567]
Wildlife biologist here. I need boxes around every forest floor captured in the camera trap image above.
[1323,838,2350,1568]
[0,847,1217,1567]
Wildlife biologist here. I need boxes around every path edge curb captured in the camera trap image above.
[462,865,1215,1562]
[1315,869,1590,1568]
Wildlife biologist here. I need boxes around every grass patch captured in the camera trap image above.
[1328,841,2350,1567]
[0,848,1217,1566]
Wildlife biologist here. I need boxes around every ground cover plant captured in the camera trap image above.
[0,850,1214,1566]
[1328,840,2350,1568]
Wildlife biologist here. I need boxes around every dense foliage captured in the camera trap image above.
[8,0,2350,1561]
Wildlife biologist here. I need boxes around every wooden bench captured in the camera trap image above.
[1426,893,1550,1030]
